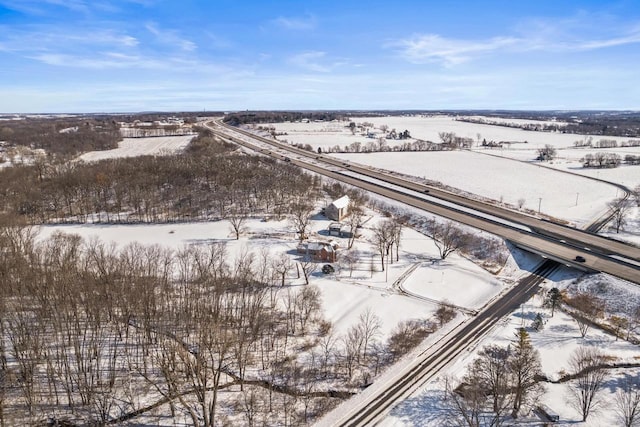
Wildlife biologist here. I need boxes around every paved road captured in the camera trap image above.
[325,261,558,426]
[203,119,639,425]
[205,120,640,284]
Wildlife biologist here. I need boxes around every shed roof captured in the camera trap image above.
[331,195,350,209]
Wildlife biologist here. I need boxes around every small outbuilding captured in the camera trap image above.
[326,195,350,221]
[328,222,351,238]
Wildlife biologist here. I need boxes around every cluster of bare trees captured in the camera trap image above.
[458,113,640,138]
[0,133,319,225]
[0,223,458,425]
[581,152,622,168]
[119,126,196,138]
[322,135,476,155]
[372,218,404,271]
[0,227,331,425]
[445,328,543,425]
[536,144,557,161]
[0,117,121,156]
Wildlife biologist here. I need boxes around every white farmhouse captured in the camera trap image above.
[326,195,349,221]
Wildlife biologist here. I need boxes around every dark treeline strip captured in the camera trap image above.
[458,114,640,138]
[224,111,346,125]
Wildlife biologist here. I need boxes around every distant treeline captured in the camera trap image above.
[224,111,346,125]
[457,113,640,138]
[0,117,121,156]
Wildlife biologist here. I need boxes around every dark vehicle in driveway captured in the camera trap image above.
[322,264,335,274]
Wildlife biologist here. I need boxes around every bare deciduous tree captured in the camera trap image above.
[473,345,512,420]
[289,200,315,241]
[298,260,317,285]
[431,220,469,260]
[568,346,607,422]
[271,254,293,287]
[536,144,557,161]
[372,221,393,271]
[346,199,365,249]
[615,374,640,427]
[567,292,604,338]
[225,205,249,240]
[357,308,381,363]
[341,249,360,278]
[609,198,632,233]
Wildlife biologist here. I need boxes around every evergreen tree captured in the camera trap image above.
[510,328,543,418]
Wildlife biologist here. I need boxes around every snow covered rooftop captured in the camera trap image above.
[331,195,350,209]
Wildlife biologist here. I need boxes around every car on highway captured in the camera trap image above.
[574,255,586,262]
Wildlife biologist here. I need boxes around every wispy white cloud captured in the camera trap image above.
[392,22,640,66]
[30,52,162,69]
[146,22,197,51]
[392,34,518,66]
[288,51,332,72]
[0,26,139,53]
[0,0,91,15]
[272,15,316,30]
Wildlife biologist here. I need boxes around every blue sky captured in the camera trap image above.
[1,0,639,112]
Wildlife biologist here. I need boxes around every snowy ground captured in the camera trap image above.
[38,206,507,343]
[267,115,632,152]
[333,150,617,227]
[383,267,640,426]
[265,116,632,227]
[477,145,640,188]
[78,135,194,161]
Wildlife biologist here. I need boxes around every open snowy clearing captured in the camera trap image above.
[38,208,507,342]
[475,146,640,188]
[384,267,640,426]
[333,150,617,226]
[78,135,194,161]
[267,115,632,152]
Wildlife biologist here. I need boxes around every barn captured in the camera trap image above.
[297,241,338,262]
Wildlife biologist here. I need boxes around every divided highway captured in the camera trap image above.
[205,120,640,285]
[204,119,639,425]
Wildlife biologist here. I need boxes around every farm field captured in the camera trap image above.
[333,150,617,226]
[266,115,638,227]
[78,135,194,161]
[267,115,633,152]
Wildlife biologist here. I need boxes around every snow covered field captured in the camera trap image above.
[478,145,640,188]
[334,150,617,226]
[268,115,631,151]
[78,135,194,161]
[265,116,634,226]
[384,268,640,426]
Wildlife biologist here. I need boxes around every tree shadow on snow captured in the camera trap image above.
[388,389,450,426]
